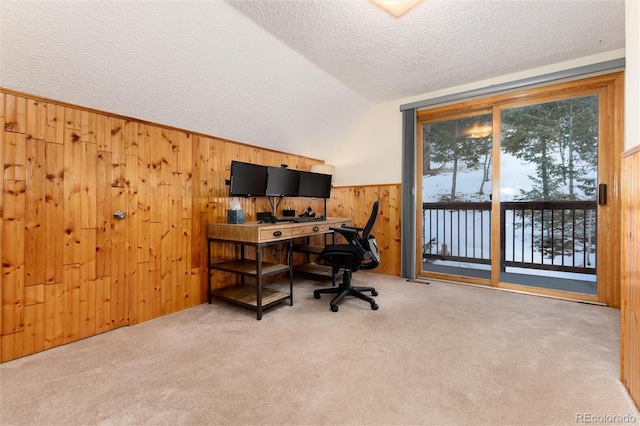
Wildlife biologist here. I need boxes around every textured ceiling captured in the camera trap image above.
[0,0,626,160]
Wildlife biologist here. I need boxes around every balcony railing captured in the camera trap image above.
[422,200,597,275]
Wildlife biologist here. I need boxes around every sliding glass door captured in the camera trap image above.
[415,73,623,305]
[418,110,493,281]
[498,94,598,295]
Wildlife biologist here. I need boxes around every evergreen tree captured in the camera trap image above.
[423,114,492,201]
[501,95,598,201]
[501,95,598,261]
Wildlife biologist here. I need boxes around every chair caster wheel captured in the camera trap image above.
[371,303,379,310]
[331,305,339,312]
[371,290,379,296]
[314,292,321,299]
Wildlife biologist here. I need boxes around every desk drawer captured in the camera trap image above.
[258,221,348,242]
[259,226,299,242]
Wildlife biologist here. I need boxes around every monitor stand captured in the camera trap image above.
[269,196,282,218]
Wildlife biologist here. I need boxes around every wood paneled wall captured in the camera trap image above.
[0,89,400,362]
[328,185,402,277]
[621,145,640,409]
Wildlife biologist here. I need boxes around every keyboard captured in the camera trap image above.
[292,216,326,223]
[276,216,326,223]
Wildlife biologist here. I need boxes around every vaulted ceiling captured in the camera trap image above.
[0,0,625,160]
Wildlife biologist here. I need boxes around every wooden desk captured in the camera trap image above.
[206,217,351,319]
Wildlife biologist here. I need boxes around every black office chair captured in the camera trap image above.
[313,201,381,312]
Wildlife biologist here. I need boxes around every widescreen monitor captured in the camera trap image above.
[297,171,332,198]
[265,167,300,197]
[228,161,267,197]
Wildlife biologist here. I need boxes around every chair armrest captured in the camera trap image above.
[329,226,358,241]
[340,224,364,232]
[329,226,357,233]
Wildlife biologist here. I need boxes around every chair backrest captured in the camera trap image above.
[359,201,380,270]
[362,200,380,241]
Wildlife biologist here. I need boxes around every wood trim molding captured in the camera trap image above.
[622,144,640,158]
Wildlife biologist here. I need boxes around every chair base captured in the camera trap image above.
[313,269,379,312]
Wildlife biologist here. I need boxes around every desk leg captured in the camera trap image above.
[256,244,263,320]
[207,238,212,304]
[288,239,293,306]
[240,244,246,285]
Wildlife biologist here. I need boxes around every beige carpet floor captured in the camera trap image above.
[1,273,638,426]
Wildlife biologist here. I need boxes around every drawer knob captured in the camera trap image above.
[313,227,319,232]
[273,231,282,237]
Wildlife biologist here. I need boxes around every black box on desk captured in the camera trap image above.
[282,209,296,217]
[227,209,245,224]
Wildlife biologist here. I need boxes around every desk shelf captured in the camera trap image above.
[211,284,290,309]
[209,259,290,277]
[207,241,293,320]
[292,244,325,255]
[293,241,337,282]
[293,262,334,278]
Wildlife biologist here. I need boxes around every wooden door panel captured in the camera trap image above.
[95,276,112,334]
[2,180,26,340]
[109,186,129,329]
[23,284,45,355]
[79,228,97,339]
[62,264,80,344]
[62,129,82,266]
[96,150,112,279]
[44,142,64,285]
[25,138,46,287]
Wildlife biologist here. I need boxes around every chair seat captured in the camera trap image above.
[317,245,360,269]
[318,244,357,257]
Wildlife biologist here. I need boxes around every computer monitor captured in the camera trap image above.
[298,171,332,198]
[228,161,267,197]
[265,166,300,197]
